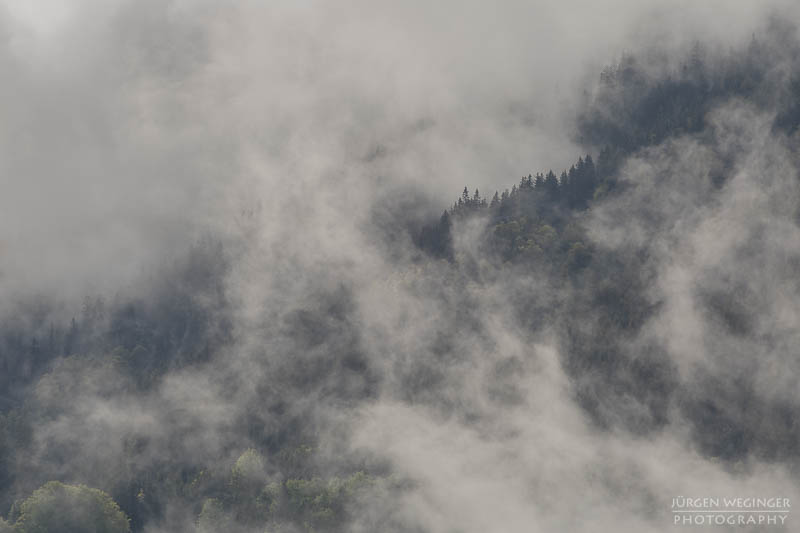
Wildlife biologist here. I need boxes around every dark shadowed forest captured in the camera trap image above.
[2,4,800,533]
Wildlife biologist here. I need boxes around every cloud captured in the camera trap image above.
[3,1,800,532]
[3,0,789,303]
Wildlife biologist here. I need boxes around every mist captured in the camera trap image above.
[2,1,800,532]
[1,0,783,298]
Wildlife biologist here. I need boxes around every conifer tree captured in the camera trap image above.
[544,170,559,198]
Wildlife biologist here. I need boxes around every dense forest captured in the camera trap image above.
[2,11,800,533]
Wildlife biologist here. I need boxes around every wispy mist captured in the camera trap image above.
[2,1,800,532]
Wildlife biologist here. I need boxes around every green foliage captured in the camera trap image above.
[0,518,12,533]
[489,212,584,269]
[257,482,282,517]
[276,445,314,478]
[232,449,266,481]
[192,468,373,533]
[197,498,231,533]
[283,472,373,531]
[438,152,598,265]
[13,481,130,533]
[229,449,269,524]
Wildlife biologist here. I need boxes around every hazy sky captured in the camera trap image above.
[1,0,794,303]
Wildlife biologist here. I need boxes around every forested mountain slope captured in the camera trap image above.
[2,19,800,533]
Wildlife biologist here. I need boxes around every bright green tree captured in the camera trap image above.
[13,481,130,533]
[229,449,269,524]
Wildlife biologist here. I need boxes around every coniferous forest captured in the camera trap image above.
[2,4,800,533]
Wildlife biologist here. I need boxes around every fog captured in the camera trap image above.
[2,0,788,299]
[2,1,800,532]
